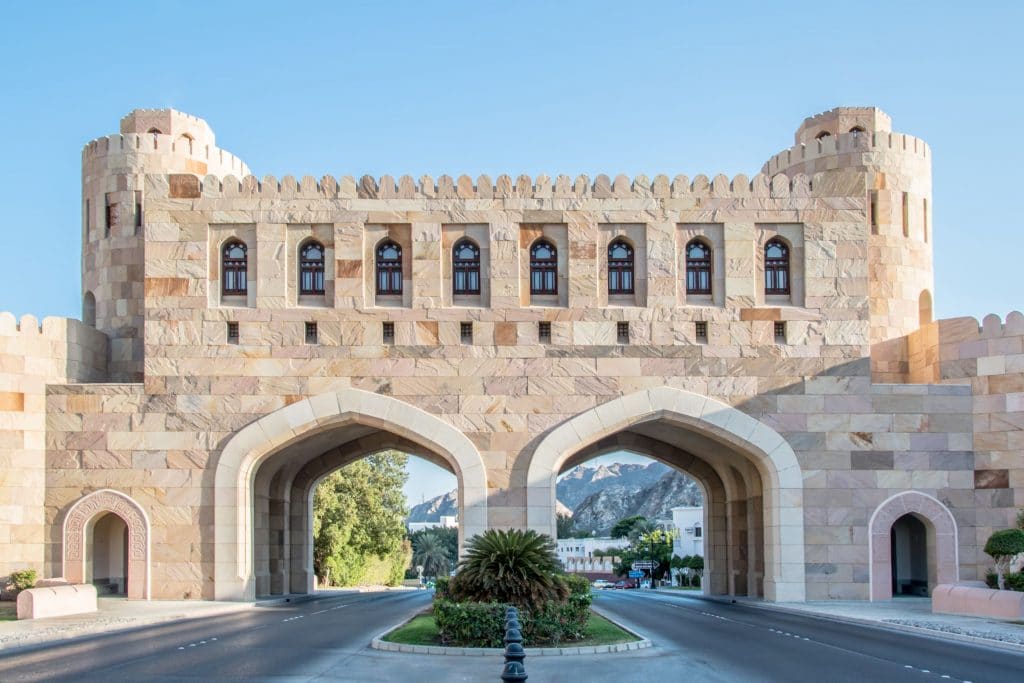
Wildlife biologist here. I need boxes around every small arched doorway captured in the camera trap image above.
[868,491,958,600]
[891,514,928,597]
[87,513,129,595]
[63,489,151,599]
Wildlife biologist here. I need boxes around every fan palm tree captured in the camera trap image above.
[449,528,568,610]
[412,530,451,578]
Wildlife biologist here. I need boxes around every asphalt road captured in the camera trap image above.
[2,589,1022,682]
[0,590,434,682]
[588,589,1024,683]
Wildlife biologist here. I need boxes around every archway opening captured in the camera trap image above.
[215,389,488,601]
[252,429,465,598]
[891,514,929,597]
[86,512,128,595]
[527,389,806,602]
[555,450,705,591]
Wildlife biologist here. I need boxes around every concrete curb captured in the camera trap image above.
[370,609,651,657]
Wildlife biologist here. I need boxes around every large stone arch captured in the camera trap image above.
[868,490,958,601]
[526,386,805,602]
[214,388,487,601]
[63,489,151,600]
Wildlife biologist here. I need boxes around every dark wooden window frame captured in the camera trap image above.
[529,240,558,295]
[607,239,635,295]
[764,239,791,295]
[376,240,403,296]
[452,239,481,295]
[685,239,712,295]
[299,240,326,295]
[222,240,248,295]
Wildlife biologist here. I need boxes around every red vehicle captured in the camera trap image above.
[612,580,637,589]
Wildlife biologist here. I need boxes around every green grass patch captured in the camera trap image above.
[0,601,16,622]
[660,585,702,591]
[383,609,637,647]
[384,612,438,644]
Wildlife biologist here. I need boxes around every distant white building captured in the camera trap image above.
[407,515,458,534]
[671,506,704,558]
[556,537,628,576]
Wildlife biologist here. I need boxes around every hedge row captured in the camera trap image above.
[985,571,1024,592]
[434,574,592,647]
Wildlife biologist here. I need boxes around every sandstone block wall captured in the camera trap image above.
[0,314,106,582]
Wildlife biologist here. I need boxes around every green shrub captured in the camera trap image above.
[985,570,998,589]
[434,599,505,647]
[984,528,1024,590]
[448,529,568,611]
[1005,572,1024,592]
[9,569,37,591]
[433,576,451,599]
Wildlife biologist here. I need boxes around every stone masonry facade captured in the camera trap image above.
[0,106,1019,602]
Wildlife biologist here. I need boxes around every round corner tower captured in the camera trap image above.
[764,106,934,348]
[82,109,249,381]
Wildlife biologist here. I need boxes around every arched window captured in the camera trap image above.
[607,239,634,295]
[452,239,481,295]
[685,240,712,295]
[222,240,248,295]
[815,131,832,140]
[530,240,558,295]
[376,240,403,295]
[83,291,96,327]
[299,241,325,295]
[849,126,866,134]
[764,239,790,295]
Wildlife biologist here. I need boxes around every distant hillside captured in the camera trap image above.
[570,470,702,535]
[556,462,668,509]
[406,461,701,532]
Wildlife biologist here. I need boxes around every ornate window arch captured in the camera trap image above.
[685,239,712,295]
[299,240,325,295]
[222,240,248,295]
[529,239,558,295]
[63,489,151,600]
[607,239,634,295]
[376,240,403,295]
[452,239,481,295]
[764,238,790,295]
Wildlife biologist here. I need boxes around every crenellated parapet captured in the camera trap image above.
[83,133,250,179]
[186,170,829,201]
[762,130,930,177]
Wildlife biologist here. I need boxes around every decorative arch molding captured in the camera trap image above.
[525,386,805,602]
[868,490,959,601]
[214,388,488,601]
[63,489,151,600]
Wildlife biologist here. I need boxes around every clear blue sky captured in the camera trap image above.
[2,2,1021,503]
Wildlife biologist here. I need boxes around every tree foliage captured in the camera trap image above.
[984,528,1024,590]
[313,451,409,587]
[611,515,654,542]
[448,529,568,610]
[410,527,457,578]
[612,528,676,581]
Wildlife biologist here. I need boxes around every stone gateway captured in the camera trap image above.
[0,106,1019,602]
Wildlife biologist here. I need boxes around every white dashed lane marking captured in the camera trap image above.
[177,637,217,651]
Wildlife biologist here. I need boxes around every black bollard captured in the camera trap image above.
[504,642,526,664]
[500,661,528,682]
[504,617,521,631]
[504,626,523,645]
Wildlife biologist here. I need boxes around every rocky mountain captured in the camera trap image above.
[569,470,702,535]
[406,461,701,531]
[407,490,457,523]
[556,462,668,510]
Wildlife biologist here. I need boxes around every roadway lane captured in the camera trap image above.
[0,590,433,682]
[593,589,1024,683]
